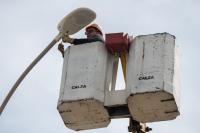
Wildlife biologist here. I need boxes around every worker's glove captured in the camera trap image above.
[58,43,64,57]
[62,35,74,43]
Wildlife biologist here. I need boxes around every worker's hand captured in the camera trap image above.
[62,35,74,43]
[58,43,64,57]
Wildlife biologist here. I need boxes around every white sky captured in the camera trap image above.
[0,0,200,132]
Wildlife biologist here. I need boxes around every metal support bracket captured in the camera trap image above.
[110,46,115,55]
[128,118,152,133]
[122,45,128,53]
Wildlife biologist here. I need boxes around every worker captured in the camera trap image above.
[58,23,104,57]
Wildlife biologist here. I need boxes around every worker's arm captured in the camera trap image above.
[73,36,104,45]
[63,34,105,45]
[60,34,105,58]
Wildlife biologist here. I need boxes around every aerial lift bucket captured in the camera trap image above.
[126,33,181,123]
[57,42,112,131]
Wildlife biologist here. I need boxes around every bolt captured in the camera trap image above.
[146,127,152,132]
[128,126,132,132]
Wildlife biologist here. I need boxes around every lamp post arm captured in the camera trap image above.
[0,32,64,116]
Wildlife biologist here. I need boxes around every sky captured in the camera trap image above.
[0,0,200,132]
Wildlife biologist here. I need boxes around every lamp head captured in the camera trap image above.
[57,7,96,35]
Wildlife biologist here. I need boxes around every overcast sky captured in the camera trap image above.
[0,0,200,133]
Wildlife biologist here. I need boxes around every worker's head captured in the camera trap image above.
[85,23,103,38]
[85,27,100,38]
